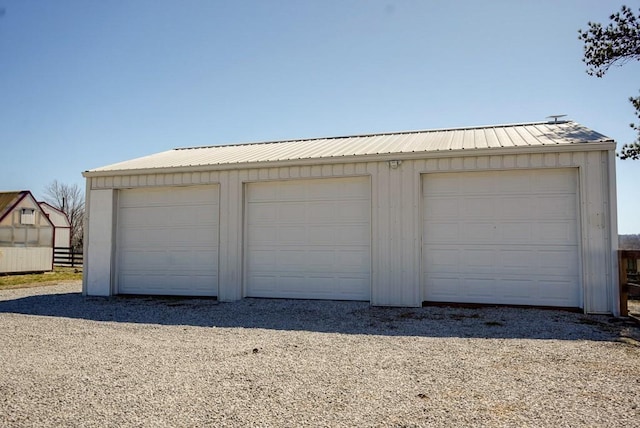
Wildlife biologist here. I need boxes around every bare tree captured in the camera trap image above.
[43,180,85,250]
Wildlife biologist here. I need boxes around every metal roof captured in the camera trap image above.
[85,121,614,175]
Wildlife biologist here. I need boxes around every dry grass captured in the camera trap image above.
[0,267,82,290]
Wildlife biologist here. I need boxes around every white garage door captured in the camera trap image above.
[116,186,219,296]
[422,169,580,307]
[246,177,371,300]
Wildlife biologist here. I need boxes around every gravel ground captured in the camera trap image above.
[1,282,639,427]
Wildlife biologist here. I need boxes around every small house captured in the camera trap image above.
[0,191,54,273]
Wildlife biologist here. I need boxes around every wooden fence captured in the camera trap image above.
[619,250,640,317]
[53,247,83,268]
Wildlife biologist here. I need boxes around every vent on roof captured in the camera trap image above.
[546,114,568,123]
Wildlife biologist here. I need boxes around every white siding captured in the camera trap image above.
[0,247,52,273]
[218,170,243,301]
[53,228,71,248]
[39,204,71,247]
[85,148,617,313]
[580,151,614,313]
[84,189,114,296]
[368,161,421,306]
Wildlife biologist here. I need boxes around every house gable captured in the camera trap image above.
[0,191,54,247]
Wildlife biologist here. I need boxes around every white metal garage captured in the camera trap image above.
[83,120,619,314]
[116,186,219,296]
[245,177,371,300]
[422,169,580,307]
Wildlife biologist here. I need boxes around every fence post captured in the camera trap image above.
[619,251,628,317]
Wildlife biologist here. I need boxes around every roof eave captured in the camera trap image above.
[82,141,616,178]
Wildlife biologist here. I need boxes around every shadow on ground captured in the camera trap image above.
[0,290,637,342]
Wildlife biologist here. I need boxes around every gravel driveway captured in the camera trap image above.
[1,282,639,427]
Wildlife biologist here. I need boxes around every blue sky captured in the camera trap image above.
[0,1,638,233]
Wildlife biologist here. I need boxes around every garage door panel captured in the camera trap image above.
[428,275,579,306]
[306,225,337,243]
[499,280,532,299]
[276,250,311,271]
[426,223,577,246]
[121,228,216,247]
[246,177,371,300]
[117,186,219,296]
[464,222,497,241]
[279,182,308,200]
[428,245,578,274]
[464,278,497,297]
[336,200,370,219]
[120,249,218,272]
[429,249,460,269]
[497,198,533,218]
[120,188,213,207]
[248,204,278,222]
[538,250,579,275]
[536,222,578,243]
[425,222,461,242]
[466,175,500,193]
[305,250,335,267]
[499,223,534,241]
[426,198,459,218]
[248,247,369,273]
[463,198,496,218]
[248,275,370,300]
[538,280,580,303]
[275,226,308,244]
[535,169,576,191]
[120,250,169,269]
[427,277,461,297]
[423,169,580,307]
[304,224,369,244]
[278,204,307,222]
[247,226,278,243]
[335,249,370,271]
[536,195,576,216]
[246,249,276,270]
[465,249,495,271]
[335,225,370,244]
[120,273,215,296]
[424,174,460,194]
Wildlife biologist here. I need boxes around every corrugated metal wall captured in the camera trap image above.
[84,149,617,313]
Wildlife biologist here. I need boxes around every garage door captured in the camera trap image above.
[422,169,580,307]
[116,186,219,296]
[246,177,370,300]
